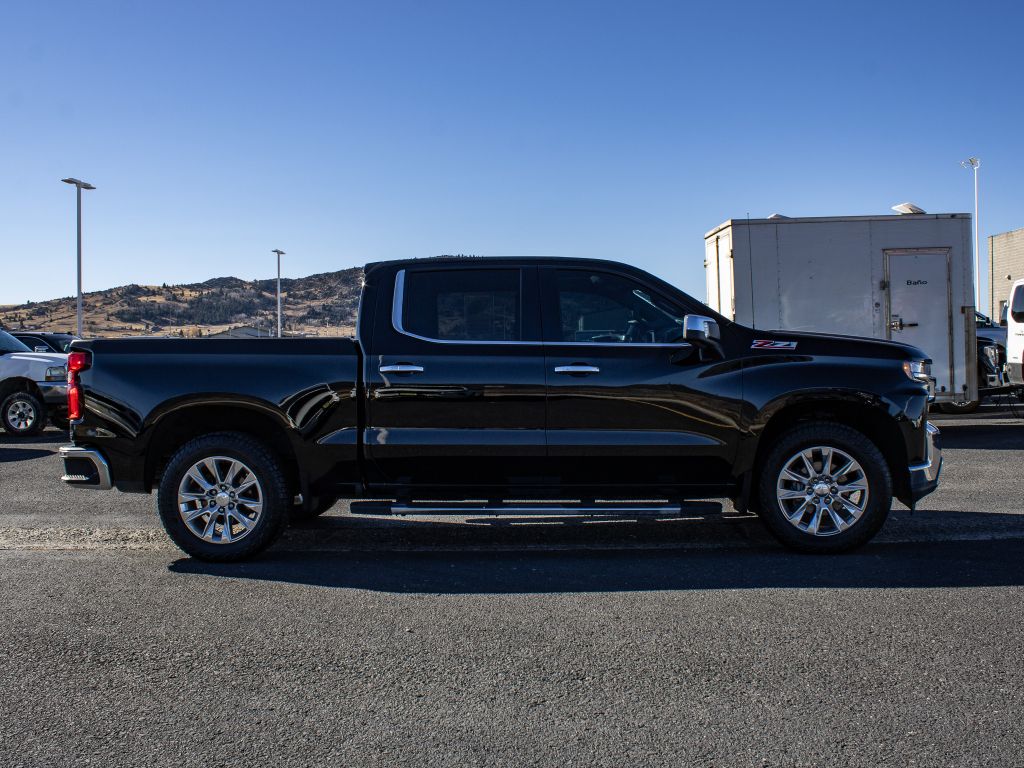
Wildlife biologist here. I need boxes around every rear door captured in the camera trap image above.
[364,264,548,490]
[885,249,954,396]
[540,265,740,494]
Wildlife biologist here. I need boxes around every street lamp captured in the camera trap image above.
[61,177,96,337]
[960,157,981,310]
[272,249,285,337]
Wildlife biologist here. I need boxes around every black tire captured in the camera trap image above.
[756,422,892,553]
[157,432,290,562]
[1,390,47,436]
[937,399,980,415]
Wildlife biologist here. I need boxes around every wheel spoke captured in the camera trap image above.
[186,467,213,492]
[806,506,822,534]
[203,458,224,485]
[783,468,808,484]
[229,509,256,529]
[820,447,833,476]
[778,489,808,500]
[785,499,810,523]
[201,512,219,541]
[831,457,855,480]
[826,507,848,532]
[838,495,865,516]
[837,480,866,493]
[183,507,210,523]
[225,461,244,485]
[800,451,816,477]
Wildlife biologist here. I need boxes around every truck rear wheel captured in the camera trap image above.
[756,422,892,553]
[156,432,290,562]
[2,390,47,436]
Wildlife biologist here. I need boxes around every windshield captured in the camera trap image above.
[0,329,32,354]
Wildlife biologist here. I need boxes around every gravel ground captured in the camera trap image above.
[1,405,1023,767]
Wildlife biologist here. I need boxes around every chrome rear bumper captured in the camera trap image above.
[59,445,113,490]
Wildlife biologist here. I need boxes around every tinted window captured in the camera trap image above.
[1012,286,1024,323]
[555,270,685,344]
[402,269,520,341]
[0,330,31,354]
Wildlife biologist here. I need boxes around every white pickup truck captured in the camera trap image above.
[0,328,69,435]
[1007,279,1024,389]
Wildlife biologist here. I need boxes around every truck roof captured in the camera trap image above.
[364,255,648,275]
[705,213,971,239]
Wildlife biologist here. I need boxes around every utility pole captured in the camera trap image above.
[61,178,96,336]
[272,249,285,337]
[960,157,981,310]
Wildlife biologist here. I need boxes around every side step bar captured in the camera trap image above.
[350,501,722,517]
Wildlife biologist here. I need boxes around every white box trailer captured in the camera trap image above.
[704,213,977,405]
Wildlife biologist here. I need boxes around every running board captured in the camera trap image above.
[350,501,721,517]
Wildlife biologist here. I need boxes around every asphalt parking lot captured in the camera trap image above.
[2,405,1023,767]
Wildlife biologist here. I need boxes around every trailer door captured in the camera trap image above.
[885,249,954,398]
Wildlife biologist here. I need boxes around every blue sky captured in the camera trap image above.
[2,0,1022,308]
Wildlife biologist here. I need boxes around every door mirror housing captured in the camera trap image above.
[682,315,721,344]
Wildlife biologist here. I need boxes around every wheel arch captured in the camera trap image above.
[743,395,911,512]
[143,403,301,497]
[0,377,44,401]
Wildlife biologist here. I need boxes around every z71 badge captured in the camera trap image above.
[752,339,798,350]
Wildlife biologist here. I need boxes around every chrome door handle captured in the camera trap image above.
[554,364,600,374]
[379,364,424,374]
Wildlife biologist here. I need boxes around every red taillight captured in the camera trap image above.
[67,351,91,421]
[68,351,91,374]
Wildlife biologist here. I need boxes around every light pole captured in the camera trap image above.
[960,157,981,310]
[272,249,285,337]
[61,177,96,337]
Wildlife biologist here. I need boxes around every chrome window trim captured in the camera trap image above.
[391,268,535,346]
[391,269,693,350]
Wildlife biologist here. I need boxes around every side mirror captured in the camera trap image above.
[682,315,721,344]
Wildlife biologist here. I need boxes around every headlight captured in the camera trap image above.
[902,360,931,382]
[45,366,67,382]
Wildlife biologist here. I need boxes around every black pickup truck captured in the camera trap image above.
[60,257,941,560]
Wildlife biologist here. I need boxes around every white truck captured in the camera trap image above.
[1005,278,1024,388]
[0,329,69,435]
[704,213,977,408]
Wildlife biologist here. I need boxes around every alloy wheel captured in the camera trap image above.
[6,398,37,432]
[176,456,264,544]
[775,445,869,536]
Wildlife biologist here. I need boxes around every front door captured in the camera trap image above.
[364,264,548,491]
[886,250,954,396]
[541,266,741,495]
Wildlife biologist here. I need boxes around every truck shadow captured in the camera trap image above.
[0,447,55,463]
[168,529,1024,594]
[937,420,1024,450]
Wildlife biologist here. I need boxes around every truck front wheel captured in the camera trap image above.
[157,432,290,562]
[757,422,892,553]
[1,390,47,436]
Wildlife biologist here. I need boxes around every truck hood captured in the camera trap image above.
[3,351,69,378]
[759,329,929,361]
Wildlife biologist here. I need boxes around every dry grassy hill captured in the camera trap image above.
[0,268,363,338]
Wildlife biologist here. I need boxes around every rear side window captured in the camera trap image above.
[401,269,521,342]
[1012,285,1024,323]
